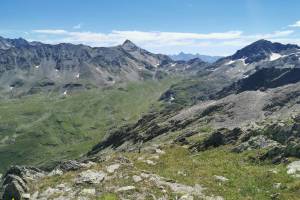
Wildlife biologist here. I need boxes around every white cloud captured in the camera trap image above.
[33,29,67,34]
[253,30,294,39]
[289,20,300,27]
[29,28,297,56]
[73,24,82,29]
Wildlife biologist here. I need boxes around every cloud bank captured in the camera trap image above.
[31,28,297,56]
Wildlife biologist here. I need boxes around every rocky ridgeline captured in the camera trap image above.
[0,146,224,200]
[188,115,300,164]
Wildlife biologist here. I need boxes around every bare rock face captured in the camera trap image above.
[1,166,45,200]
[2,181,25,200]
[190,128,243,152]
[232,135,281,153]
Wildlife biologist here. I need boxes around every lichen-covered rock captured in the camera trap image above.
[75,170,106,184]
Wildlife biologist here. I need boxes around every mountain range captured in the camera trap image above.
[0,37,213,98]
[1,37,300,199]
[169,52,222,63]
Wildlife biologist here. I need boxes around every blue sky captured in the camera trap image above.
[1,0,300,55]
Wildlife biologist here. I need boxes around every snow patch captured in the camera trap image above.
[171,63,176,67]
[35,65,40,69]
[270,53,282,61]
[242,75,249,79]
[63,90,68,95]
[9,86,14,90]
[169,95,175,102]
[238,58,248,66]
[225,60,235,65]
[76,73,80,78]
[95,68,102,73]
[226,58,248,66]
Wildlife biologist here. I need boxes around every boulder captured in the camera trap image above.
[106,164,120,174]
[75,170,106,184]
[132,175,142,183]
[115,186,136,192]
[2,166,44,200]
[2,180,25,200]
[232,135,280,153]
[287,161,300,177]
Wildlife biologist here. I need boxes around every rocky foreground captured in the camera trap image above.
[2,116,300,199]
[1,145,225,200]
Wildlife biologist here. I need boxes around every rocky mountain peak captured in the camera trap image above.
[0,36,31,50]
[187,57,206,65]
[0,36,12,50]
[231,39,299,64]
[121,39,139,51]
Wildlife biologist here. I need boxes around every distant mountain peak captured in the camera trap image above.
[231,39,299,64]
[0,36,31,50]
[121,40,139,51]
[169,52,222,63]
[187,57,206,64]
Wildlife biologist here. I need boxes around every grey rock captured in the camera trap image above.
[106,164,120,174]
[213,175,229,182]
[132,175,142,183]
[179,194,194,200]
[21,193,30,199]
[287,161,300,177]
[144,160,156,165]
[48,169,63,176]
[233,135,280,153]
[115,186,136,192]
[80,188,96,195]
[2,180,26,200]
[56,160,83,172]
[1,166,44,200]
[190,128,243,152]
[75,170,106,184]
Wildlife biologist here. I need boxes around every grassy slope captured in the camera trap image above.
[32,145,300,199]
[133,146,300,200]
[0,78,178,173]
